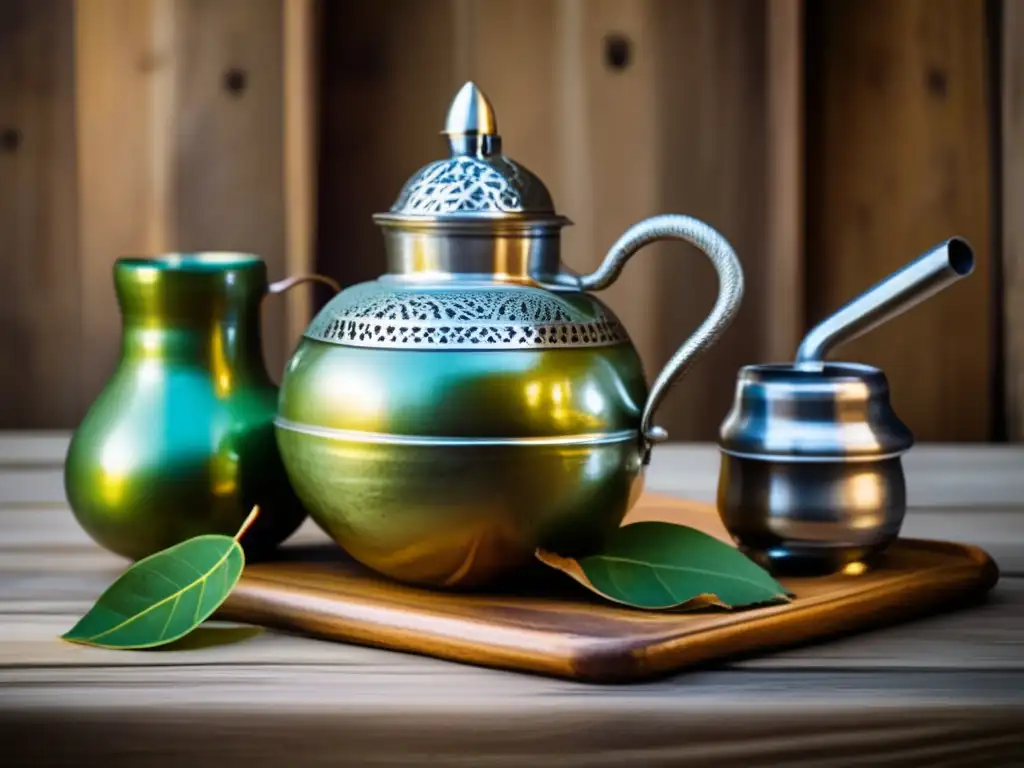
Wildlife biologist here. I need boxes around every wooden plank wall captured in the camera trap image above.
[0,0,1015,443]
[1003,0,1024,442]
[0,0,81,429]
[804,0,994,442]
[766,0,806,363]
[0,0,304,430]
[282,0,322,348]
[76,0,293,402]
[316,0,797,442]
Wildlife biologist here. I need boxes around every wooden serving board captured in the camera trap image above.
[219,494,1000,683]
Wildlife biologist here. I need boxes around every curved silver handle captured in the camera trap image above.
[570,214,745,452]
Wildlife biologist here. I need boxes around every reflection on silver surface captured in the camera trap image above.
[716,237,975,575]
[377,222,566,284]
[719,362,913,461]
[717,454,906,574]
[276,81,747,588]
[796,237,975,367]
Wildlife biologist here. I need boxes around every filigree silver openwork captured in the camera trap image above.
[304,285,630,350]
[396,157,523,215]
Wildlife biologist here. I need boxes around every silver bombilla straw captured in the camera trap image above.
[795,237,975,368]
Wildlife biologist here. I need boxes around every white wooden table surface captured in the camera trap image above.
[1,432,1023,767]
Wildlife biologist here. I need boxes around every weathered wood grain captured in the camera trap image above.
[171,0,291,377]
[282,0,322,348]
[0,432,69,465]
[1,669,1022,768]
[7,501,1024,577]
[631,0,773,441]
[74,0,293,408]
[217,523,998,682]
[4,578,1024,671]
[1003,0,1024,441]
[3,434,1021,508]
[804,0,994,441]
[0,433,1022,764]
[74,0,178,406]
[0,0,82,429]
[765,0,806,361]
[315,0,458,297]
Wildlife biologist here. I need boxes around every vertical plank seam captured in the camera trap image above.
[283,0,318,346]
[765,0,805,360]
[1002,0,1023,441]
[988,0,1006,441]
[148,0,176,254]
[557,0,594,272]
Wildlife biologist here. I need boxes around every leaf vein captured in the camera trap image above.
[164,550,206,579]
[601,560,630,601]
[81,545,237,642]
[648,566,683,602]
[159,593,181,640]
[585,555,781,596]
[194,574,207,624]
[134,564,182,591]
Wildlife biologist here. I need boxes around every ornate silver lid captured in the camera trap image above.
[301,81,633,352]
[374,82,568,224]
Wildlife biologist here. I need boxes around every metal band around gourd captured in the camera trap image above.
[274,417,639,447]
[718,447,909,463]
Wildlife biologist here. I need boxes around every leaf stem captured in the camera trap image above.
[234,506,260,541]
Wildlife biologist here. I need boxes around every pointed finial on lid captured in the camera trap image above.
[444,82,500,156]
[379,81,563,220]
[445,82,497,135]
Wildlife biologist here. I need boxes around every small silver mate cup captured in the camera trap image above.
[717,237,975,575]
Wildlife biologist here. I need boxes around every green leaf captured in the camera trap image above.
[62,507,260,650]
[536,521,792,611]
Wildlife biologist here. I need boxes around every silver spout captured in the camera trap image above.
[795,237,975,367]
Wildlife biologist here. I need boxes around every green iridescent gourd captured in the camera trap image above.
[64,252,337,561]
[276,82,747,589]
